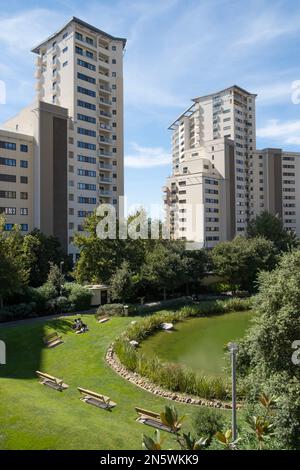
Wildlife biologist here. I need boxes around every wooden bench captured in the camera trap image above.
[135,407,181,433]
[78,387,116,410]
[36,371,68,391]
[97,315,110,324]
[43,332,63,348]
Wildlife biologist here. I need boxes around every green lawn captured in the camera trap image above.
[0,312,231,450]
[140,311,255,377]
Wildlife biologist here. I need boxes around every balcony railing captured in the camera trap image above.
[99,189,112,197]
[100,110,112,118]
[99,123,112,132]
[99,84,112,94]
[100,176,112,183]
[98,150,112,157]
[99,136,112,144]
[99,163,113,170]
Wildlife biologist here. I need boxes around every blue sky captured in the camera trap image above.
[1,0,300,210]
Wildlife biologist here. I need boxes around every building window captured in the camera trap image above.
[77,86,96,97]
[75,32,83,41]
[77,155,96,164]
[77,58,96,71]
[112,45,116,51]
[0,141,16,150]
[86,50,94,59]
[20,224,28,231]
[20,208,28,215]
[63,47,68,53]
[0,207,16,215]
[0,191,16,199]
[20,144,28,152]
[20,192,28,200]
[77,72,96,84]
[77,127,96,137]
[77,100,96,110]
[112,59,116,64]
[20,176,28,184]
[77,141,96,150]
[77,113,96,123]
[0,157,16,166]
[0,174,16,182]
[63,32,68,39]
[63,61,68,67]
[86,36,94,45]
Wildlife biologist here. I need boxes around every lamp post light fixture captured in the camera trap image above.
[228,341,238,442]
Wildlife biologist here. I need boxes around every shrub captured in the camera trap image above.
[96,303,128,317]
[64,283,92,311]
[0,302,37,322]
[36,282,57,302]
[192,408,227,443]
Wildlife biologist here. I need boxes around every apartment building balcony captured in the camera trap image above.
[100,176,112,183]
[98,38,110,51]
[98,149,112,158]
[98,55,110,67]
[99,97,112,106]
[99,162,113,171]
[99,122,112,132]
[99,136,112,144]
[99,110,112,119]
[99,189,112,197]
[99,68,110,81]
[99,83,112,94]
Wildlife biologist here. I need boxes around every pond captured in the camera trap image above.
[139,311,255,378]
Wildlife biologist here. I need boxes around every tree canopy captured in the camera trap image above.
[211,236,277,292]
[247,211,298,253]
[237,250,300,448]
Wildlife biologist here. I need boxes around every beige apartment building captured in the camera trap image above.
[164,85,300,247]
[0,17,126,259]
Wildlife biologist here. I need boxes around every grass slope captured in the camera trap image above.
[0,312,224,450]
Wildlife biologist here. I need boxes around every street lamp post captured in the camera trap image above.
[228,341,238,442]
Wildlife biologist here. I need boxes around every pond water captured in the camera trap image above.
[139,311,255,378]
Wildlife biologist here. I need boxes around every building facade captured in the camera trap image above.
[164,85,300,247]
[0,17,126,259]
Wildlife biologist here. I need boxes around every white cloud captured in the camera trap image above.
[235,8,300,47]
[0,9,64,53]
[125,143,171,168]
[257,119,300,146]
[255,82,294,105]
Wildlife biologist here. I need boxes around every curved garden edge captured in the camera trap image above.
[105,344,242,411]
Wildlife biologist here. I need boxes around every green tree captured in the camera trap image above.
[237,250,300,448]
[247,211,298,253]
[110,261,133,303]
[46,262,65,297]
[22,229,70,287]
[211,236,277,292]
[0,218,28,308]
[141,243,186,300]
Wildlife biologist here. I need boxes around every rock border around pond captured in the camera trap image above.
[105,345,242,410]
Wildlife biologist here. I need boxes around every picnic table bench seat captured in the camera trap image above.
[36,371,68,391]
[135,407,181,433]
[78,387,116,410]
[43,332,63,348]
